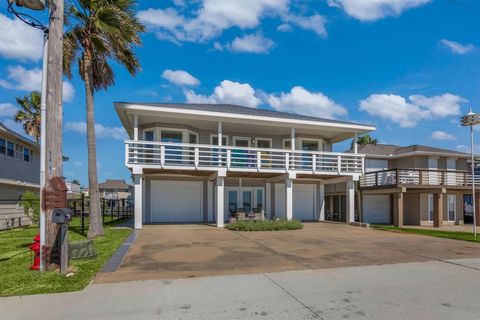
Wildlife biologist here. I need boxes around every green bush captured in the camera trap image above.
[22,191,40,225]
[226,219,303,231]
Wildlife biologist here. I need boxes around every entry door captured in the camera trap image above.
[428,157,439,185]
[161,131,183,164]
[428,194,434,222]
[301,140,319,169]
[232,137,251,168]
[446,158,456,185]
[447,195,456,222]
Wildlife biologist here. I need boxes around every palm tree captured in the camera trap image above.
[63,0,144,238]
[351,134,378,149]
[14,91,41,143]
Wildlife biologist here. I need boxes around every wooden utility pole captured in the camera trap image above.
[44,0,65,270]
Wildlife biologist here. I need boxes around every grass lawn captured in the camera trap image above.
[226,219,303,231]
[372,225,480,244]
[0,217,131,297]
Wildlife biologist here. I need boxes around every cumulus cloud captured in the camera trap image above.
[267,86,347,119]
[359,93,466,128]
[431,130,456,141]
[0,103,18,117]
[224,34,276,54]
[184,80,261,107]
[138,0,326,44]
[65,122,127,140]
[0,14,44,61]
[162,69,200,86]
[0,66,75,102]
[440,39,475,55]
[327,0,431,21]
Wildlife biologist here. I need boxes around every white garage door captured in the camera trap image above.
[150,181,203,223]
[363,195,390,224]
[274,183,316,221]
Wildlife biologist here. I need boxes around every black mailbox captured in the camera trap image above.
[52,208,72,224]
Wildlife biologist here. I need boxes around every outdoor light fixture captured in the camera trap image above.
[8,0,45,10]
[460,109,478,238]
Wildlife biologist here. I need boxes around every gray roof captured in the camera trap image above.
[114,102,374,127]
[351,143,469,157]
[0,122,39,148]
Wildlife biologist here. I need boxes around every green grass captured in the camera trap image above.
[226,219,304,231]
[0,217,131,297]
[371,225,480,243]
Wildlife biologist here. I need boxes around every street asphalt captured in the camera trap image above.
[1,258,480,320]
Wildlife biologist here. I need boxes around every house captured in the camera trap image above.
[115,102,375,229]
[98,179,133,206]
[66,180,82,199]
[0,122,40,228]
[356,143,480,228]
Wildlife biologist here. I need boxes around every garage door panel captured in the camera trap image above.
[363,195,390,224]
[150,181,203,223]
[293,184,316,221]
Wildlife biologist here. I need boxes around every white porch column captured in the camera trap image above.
[346,177,355,223]
[266,182,271,219]
[133,114,139,163]
[216,176,225,227]
[133,171,143,229]
[353,133,358,154]
[318,183,325,221]
[218,121,223,167]
[285,179,293,220]
[290,127,296,169]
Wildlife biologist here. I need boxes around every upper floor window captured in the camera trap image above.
[23,148,31,162]
[0,138,5,154]
[7,142,14,157]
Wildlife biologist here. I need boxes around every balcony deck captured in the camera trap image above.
[360,168,478,189]
[125,140,364,176]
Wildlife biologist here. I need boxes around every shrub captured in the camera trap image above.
[22,191,40,225]
[226,219,303,231]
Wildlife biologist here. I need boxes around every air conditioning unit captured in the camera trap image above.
[10,0,46,10]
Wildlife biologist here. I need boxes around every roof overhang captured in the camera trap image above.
[366,151,472,159]
[115,103,376,143]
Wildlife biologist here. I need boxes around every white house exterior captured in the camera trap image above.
[115,103,375,229]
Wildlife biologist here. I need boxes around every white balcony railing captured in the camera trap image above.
[125,140,364,175]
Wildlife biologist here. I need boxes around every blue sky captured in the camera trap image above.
[0,0,479,186]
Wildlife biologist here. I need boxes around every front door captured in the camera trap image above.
[232,137,251,168]
[161,131,183,164]
[428,157,439,185]
[225,187,264,219]
[301,140,319,169]
[447,195,456,222]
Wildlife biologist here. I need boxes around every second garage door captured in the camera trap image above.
[150,180,203,223]
[293,184,316,221]
[362,195,390,224]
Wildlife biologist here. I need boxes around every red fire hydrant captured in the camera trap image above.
[29,234,40,270]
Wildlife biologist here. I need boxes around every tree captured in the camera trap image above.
[63,0,144,238]
[14,91,41,143]
[351,134,378,149]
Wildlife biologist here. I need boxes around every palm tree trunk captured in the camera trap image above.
[83,55,104,238]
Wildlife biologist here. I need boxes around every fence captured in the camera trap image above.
[0,196,133,232]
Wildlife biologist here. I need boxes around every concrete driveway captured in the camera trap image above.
[95,222,480,283]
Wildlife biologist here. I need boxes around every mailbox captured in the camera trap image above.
[52,208,72,224]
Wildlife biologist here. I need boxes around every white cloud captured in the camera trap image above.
[267,86,347,119]
[138,1,326,43]
[440,39,475,55]
[65,122,127,140]
[327,0,431,21]
[0,66,75,102]
[277,23,293,32]
[432,130,456,141]
[162,69,200,86]
[359,93,466,128]
[73,161,83,166]
[0,14,44,61]
[227,34,275,54]
[0,103,18,117]
[184,80,261,107]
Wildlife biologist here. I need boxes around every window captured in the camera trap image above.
[256,138,271,149]
[7,142,14,157]
[23,148,31,162]
[283,139,291,149]
[189,133,198,144]
[211,135,228,146]
[161,131,183,143]
[144,130,154,141]
[0,138,5,154]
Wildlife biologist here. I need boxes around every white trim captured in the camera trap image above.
[117,104,376,132]
[254,137,272,148]
[428,193,434,222]
[232,136,251,147]
[447,194,456,222]
[299,138,325,151]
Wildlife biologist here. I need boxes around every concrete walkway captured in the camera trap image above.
[2,258,480,320]
[95,223,480,283]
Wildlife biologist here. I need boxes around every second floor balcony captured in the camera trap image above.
[125,140,364,176]
[360,168,479,188]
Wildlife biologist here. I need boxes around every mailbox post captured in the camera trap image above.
[52,208,72,274]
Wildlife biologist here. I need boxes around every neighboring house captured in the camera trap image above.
[98,179,133,205]
[355,144,480,228]
[66,180,82,199]
[0,122,40,228]
[115,102,375,229]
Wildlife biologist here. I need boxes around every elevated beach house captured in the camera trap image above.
[115,103,375,229]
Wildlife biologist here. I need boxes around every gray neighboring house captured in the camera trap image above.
[0,122,40,228]
[355,144,479,227]
[98,179,133,205]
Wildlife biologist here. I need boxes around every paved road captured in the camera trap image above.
[2,258,480,320]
